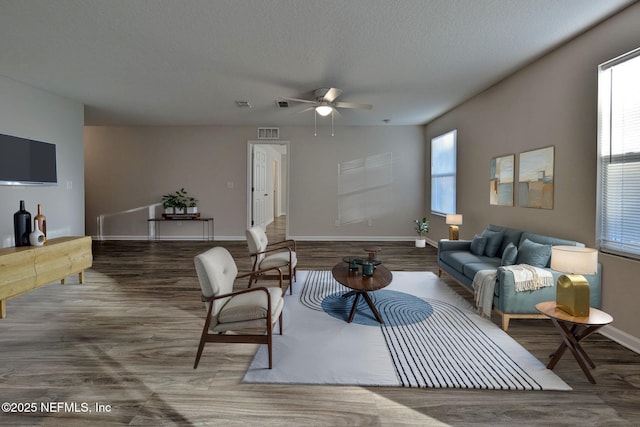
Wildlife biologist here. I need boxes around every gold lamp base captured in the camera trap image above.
[556,274,590,316]
[448,225,459,240]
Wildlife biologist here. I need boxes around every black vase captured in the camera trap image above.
[13,200,32,247]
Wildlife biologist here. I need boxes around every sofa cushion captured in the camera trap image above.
[519,232,583,249]
[481,229,504,257]
[463,260,502,279]
[516,239,552,268]
[501,242,518,266]
[487,224,523,257]
[470,235,488,256]
[440,251,495,274]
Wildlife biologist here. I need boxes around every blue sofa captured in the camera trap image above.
[437,224,602,330]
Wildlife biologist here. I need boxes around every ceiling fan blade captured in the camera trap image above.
[334,101,373,110]
[298,106,316,113]
[319,87,343,103]
[280,96,317,104]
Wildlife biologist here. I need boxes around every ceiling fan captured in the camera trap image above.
[280,88,372,136]
[280,87,372,117]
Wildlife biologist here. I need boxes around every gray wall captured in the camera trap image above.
[84,125,425,240]
[425,3,640,349]
[0,76,85,248]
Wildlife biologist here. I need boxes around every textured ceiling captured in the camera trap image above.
[0,0,634,127]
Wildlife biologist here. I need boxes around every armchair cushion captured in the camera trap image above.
[260,251,298,270]
[246,226,270,264]
[218,287,283,324]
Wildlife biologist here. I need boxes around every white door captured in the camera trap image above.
[273,159,279,218]
[252,145,268,229]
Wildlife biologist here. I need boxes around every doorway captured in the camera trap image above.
[247,141,289,239]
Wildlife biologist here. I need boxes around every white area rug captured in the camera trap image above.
[242,270,571,390]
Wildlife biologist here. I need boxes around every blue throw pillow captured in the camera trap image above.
[501,242,518,266]
[481,229,504,257]
[516,239,552,267]
[470,235,487,256]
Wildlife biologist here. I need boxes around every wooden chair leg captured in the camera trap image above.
[267,315,273,369]
[194,305,214,369]
[288,265,293,294]
[194,331,208,369]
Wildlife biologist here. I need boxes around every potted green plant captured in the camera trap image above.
[162,188,192,215]
[174,197,186,215]
[162,192,179,215]
[186,196,198,214]
[414,217,429,248]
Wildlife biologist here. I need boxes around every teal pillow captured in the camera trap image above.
[500,242,518,266]
[481,230,504,257]
[516,239,552,267]
[470,235,487,256]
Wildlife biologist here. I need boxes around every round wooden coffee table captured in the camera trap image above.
[331,262,393,323]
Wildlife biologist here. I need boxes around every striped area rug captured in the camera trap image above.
[243,270,571,390]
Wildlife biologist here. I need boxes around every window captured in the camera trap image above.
[597,47,640,257]
[431,130,457,216]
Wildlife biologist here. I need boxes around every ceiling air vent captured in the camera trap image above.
[257,127,279,140]
[235,100,252,108]
[275,100,289,108]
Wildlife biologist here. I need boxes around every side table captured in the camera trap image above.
[331,263,392,323]
[535,301,613,384]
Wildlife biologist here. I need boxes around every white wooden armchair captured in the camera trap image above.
[193,246,284,369]
[245,226,297,294]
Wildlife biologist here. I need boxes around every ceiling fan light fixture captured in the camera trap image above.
[315,104,333,116]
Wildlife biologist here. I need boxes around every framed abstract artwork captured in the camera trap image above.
[490,154,514,206]
[518,146,554,209]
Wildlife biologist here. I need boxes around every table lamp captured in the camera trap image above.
[445,214,463,240]
[550,245,598,316]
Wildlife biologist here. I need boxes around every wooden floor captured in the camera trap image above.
[1,216,639,426]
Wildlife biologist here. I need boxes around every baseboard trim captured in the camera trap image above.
[92,235,439,243]
[288,235,433,242]
[91,235,246,241]
[600,325,640,355]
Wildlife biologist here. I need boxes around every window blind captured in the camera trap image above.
[431,130,457,216]
[598,48,640,257]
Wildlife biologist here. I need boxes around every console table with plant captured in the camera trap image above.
[152,188,213,240]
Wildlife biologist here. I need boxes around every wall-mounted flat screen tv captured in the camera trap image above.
[0,133,57,185]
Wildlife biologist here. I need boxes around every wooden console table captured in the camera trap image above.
[0,236,93,318]
[147,218,214,241]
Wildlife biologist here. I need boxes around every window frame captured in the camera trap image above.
[596,46,640,259]
[430,129,457,217]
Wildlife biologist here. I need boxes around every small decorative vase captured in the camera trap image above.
[34,204,47,243]
[29,220,45,247]
[13,200,32,247]
[362,261,374,276]
[415,238,426,248]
